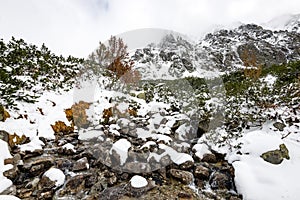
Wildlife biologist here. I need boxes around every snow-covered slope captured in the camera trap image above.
[264,13,300,33]
[128,22,300,80]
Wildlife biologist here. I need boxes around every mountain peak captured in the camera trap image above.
[263,13,300,32]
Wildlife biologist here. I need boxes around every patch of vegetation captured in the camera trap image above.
[0,37,83,109]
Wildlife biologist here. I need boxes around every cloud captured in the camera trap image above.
[0,0,300,58]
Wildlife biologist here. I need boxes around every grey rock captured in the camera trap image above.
[20,156,54,177]
[210,172,231,190]
[261,143,290,164]
[273,122,286,131]
[73,157,89,172]
[169,169,194,184]
[179,160,194,170]
[202,153,217,163]
[194,165,210,180]
[38,176,56,192]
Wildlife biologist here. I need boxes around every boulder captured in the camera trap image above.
[73,157,89,172]
[201,153,217,163]
[169,169,194,184]
[261,143,290,164]
[210,172,231,190]
[194,165,210,180]
[273,122,286,131]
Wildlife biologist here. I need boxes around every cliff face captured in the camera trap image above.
[130,15,300,79]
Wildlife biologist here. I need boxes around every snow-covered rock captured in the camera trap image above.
[43,168,65,187]
[130,175,148,188]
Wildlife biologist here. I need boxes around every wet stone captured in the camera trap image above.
[61,174,92,195]
[210,172,232,190]
[179,160,194,170]
[194,165,210,180]
[202,153,217,163]
[3,166,19,181]
[169,169,194,184]
[37,176,56,192]
[22,149,44,159]
[17,188,33,199]
[73,157,89,172]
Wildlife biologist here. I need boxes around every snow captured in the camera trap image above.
[148,144,194,165]
[43,168,65,187]
[0,140,13,193]
[110,138,131,165]
[261,74,277,88]
[78,129,104,141]
[140,141,157,149]
[227,127,300,200]
[0,195,21,200]
[0,90,74,140]
[192,143,211,160]
[263,14,300,33]
[19,136,44,152]
[62,143,76,152]
[130,175,148,188]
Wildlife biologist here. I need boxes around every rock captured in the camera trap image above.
[73,157,89,171]
[3,166,19,181]
[127,179,155,198]
[22,149,44,159]
[126,181,201,200]
[107,176,117,186]
[25,177,40,190]
[194,165,210,180]
[56,158,73,170]
[169,169,194,184]
[39,191,53,199]
[279,144,290,159]
[17,188,33,199]
[62,174,91,195]
[57,146,76,155]
[0,185,17,196]
[0,130,9,142]
[37,176,56,192]
[0,105,10,122]
[210,172,231,190]
[123,162,151,173]
[261,143,290,164]
[273,122,286,131]
[178,191,192,199]
[201,153,217,163]
[137,92,146,100]
[20,156,54,177]
[98,184,127,200]
[179,160,194,170]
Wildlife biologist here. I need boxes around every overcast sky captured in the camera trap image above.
[1,0,300,58]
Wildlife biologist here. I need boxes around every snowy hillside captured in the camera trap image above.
[0,17,300,200]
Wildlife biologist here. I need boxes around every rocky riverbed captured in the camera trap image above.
[1,122,242,200]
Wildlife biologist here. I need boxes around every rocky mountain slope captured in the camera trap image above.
[130,14,300,79]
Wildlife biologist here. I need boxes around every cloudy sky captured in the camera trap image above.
[1,0,300,58]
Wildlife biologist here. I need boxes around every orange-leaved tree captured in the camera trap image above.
[88,36,141,85]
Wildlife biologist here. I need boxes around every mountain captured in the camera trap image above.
[130,17,300,80]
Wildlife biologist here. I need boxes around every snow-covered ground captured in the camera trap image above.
[225,122,300,200]
[0,78,299,199]
[0,140,13,194]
